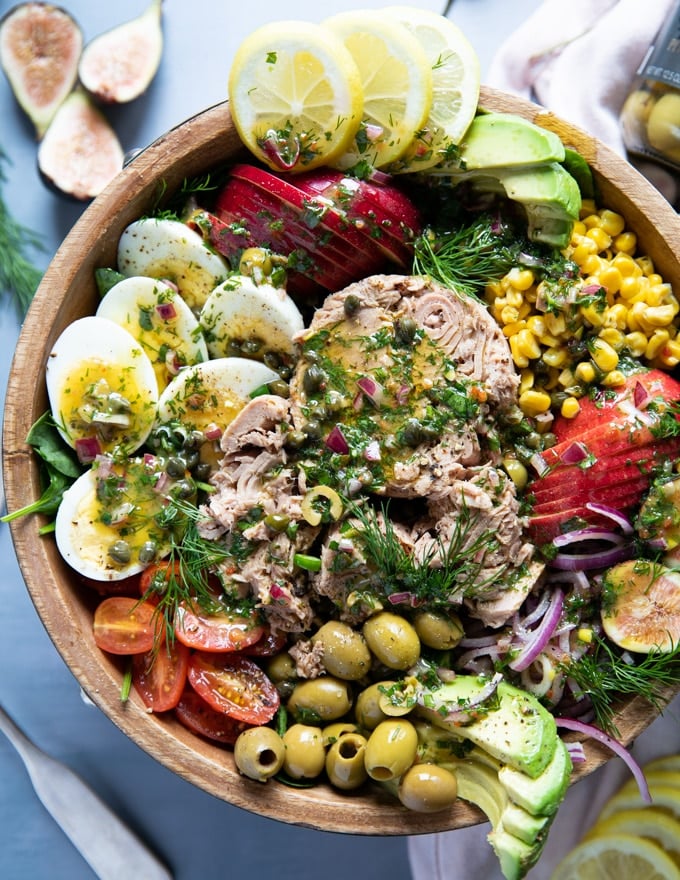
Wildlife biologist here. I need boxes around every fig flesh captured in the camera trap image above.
[37,89,124,200]
[0,2,83,138]
[78,0,163,104]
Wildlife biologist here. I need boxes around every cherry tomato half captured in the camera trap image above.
[174,602,265,652]
[139,561,181,600]
[93,597,160,655]
[132,639,190,712]
[241,625,288,657]
[187,652,280,724]
[175,688,252,745]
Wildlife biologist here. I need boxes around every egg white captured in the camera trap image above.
[96,275,208,391]
[46,316,159,457]
[117,218,228,311]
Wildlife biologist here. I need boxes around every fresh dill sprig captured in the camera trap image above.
[564,636,680,736]
[0,147,45,313]
[349,499,501,606]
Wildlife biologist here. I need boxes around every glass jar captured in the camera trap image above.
[620,6,680,171]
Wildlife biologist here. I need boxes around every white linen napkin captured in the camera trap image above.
[485,0,679,203]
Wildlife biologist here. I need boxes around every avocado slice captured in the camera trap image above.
[489,828,544,880]
[499,737,573,817]
[456,112,566,170]
[416,675,559,778]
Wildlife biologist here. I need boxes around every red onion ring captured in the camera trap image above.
[552,527,625,548]
[585,503,634,535]
[509,588,564,672]
[551,543,633,571]
[555,717,652,803]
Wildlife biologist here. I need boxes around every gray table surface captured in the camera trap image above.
[0,1,556,878]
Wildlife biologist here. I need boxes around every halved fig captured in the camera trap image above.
[0,2,83,138]
[78,0,163,104]
[37,89,124,200]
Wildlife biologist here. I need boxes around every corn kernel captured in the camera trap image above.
[603,303,628,330]
[586,226,612,252]
[647,273,664,287]
[545,313,566,336]
[637,255,655,276]
[507,267,535,291]
[519,369,535,394]
[645,329,671,360]
[519,389,552,416]
[500,305,520,324]
[571,240,598,266]
[601,369,626,387]
[526,315,547,337]
[597,266,622,294]
[627,300,648,331]
[625,331,648,357]
[558,368,576,388]
[516,328,542,359]
[589,337,619,372]
[502,321,527,337]
[580,303,605,327]
[571,220,587,237]
[577,627,593,644]
[560,397,581,419]
[581,254,605,276]
[598,327,626,350]
[646,283,672,307]
[612,253,641,276]
[642,304,677,329]
[582,212,600,228]
[613,231,637,254]
[580,199,597,217]
[509,336,529,368]
[504,289,524,308]
[542,346,570,368]
[574,361,597,384]
[618,275,641,299]
[659,338,680,367]
[598,210,626,237]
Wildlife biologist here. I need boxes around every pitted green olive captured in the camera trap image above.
[362,612,420,670]
[620,88,656,143]
[354,680,397,730]
[287,676,353,723]
[322,721,360,747]
[233,727,285,782]
[311,621,372,681]
[325,733,368,790]
[413,610,464,650]
[364,719,419,781]
[264,652,297,683]
[398,763,459,813]
[282,724,326,780]
[646,92,680,162]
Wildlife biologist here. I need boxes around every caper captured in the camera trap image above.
[233,727,285,782]
[107,391,131,413]
[138,540,158,565]
[265,513,291,532]
[325,733,368,790]
[241,337,263,355]
[343,293,361,316]
[263,351,282,371]
[171,479,195,499]
[184,429,204,450]
[166,456,187,478]
[268,379,290,399]
[306,399,327,420]
[363,612,421,670]
[239,246,273,278]
[395,317,417,345]
[401,419,426,447]
[282,724,326,780]
[325,390,348,413]
[285,429,307,449]
[354,681,396,731]
[193,462,212,481]
[302,419,323,441]
[226,339,243,357]
[311,621,372,681]
[108,540,131,565]
[364,719,419,781]
[303,364,327,394]
[287,676,353,723]
[413,610,464,650]
[525,431,542,450]
[184,451,200,470]
[398,763,458,813]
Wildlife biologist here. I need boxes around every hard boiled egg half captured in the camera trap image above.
[117,218,228,311]
[96,276,209,392]
[55,454,188,580]
[46,316,159,462]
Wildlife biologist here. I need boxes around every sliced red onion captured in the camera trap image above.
[363,440,381,462]
[367,168,391,185]
[634,379,652,410]
[94,454,115,479]
[356,376,385,407]
[269,584,289,602]
[565,740,587,763]
[260,129,300,170]
[388,591,413,605]
[143,452,157,468]
[204,423,222,441]
[160,278,179,292]
[555,717,652,803]
[553,527,625,548]
[585,503,634,534]
[547,569,591,593]
[364,123,384,142]
[75,436,102,464]
[426,672,503,723]
[560,441,589,465]
[396,384,410,406]
[509,588,564,672]
[165,349,182,376]
[518,591,552,630]
[459,635,501,649]
[326,424,349,455]
[581,283,604,296]
[336,537,355,553]
[156,302,177,320]
[551,543,632,571]
[456,646,503,671]
[529,451,550,476]
[154,471,172,494]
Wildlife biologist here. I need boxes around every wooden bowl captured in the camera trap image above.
[4,87,679,835]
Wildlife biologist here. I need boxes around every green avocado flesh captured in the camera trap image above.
[458,112,566,169]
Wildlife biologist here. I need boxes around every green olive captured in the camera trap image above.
[233,727,285,782]
[282,724,326,780]
[322,721,361,747]
[398,763,459,813]
[287,676,353,723]
[620,88,656,144]
[413,610,464,651]
[311,621,372,681]
[354,680,396,730]
[264,652,297,683]
[325,733,368,790]
[239,247,273,277]
[646,92,680,162]
[364,719,419,781]
[362,612,420,670]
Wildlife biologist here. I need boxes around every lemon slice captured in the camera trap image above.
[644,754,680,774]
[323,10,432,169]
[551,833,680,880]
[598,783,680,822]
[584,807,680,863]
[228,21,363,171]
[384,6,480,172]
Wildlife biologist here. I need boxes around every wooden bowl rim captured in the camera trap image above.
[3,87,679,835]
